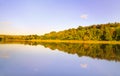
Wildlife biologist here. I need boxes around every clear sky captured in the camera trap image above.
[0,0,120,35]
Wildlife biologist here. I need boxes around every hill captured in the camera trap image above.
[40,22,120,41]
[0,22,120,41]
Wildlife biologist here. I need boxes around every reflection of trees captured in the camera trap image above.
[38,43,120,62]
[0,41,120,62]
[0,38,2,41]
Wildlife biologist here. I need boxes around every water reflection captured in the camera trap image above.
[80,63,88,68]
[1,41,120,76]
[36,42,120,62]
[0,53,9,59]
[0,41,120,62]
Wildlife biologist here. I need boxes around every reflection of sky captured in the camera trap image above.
[0,44,120,76]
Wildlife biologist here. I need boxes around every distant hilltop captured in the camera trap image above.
[0,22,120,41]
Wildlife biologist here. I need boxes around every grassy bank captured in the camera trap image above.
[32,40,120,44]
[5,40,120,44]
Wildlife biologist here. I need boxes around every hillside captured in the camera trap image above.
[0,22,120,41]
[40,22,120,41]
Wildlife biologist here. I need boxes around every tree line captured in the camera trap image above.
[0,22,120,41]
[40,22,120,41]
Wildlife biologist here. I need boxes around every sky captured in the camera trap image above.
[0,0,120,35]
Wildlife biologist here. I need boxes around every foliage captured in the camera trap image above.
[40,22,120,41]
[0,22,120,41]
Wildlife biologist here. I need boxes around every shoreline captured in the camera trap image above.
[1,40,120,44]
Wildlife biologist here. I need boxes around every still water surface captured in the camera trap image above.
[0,42,120,76]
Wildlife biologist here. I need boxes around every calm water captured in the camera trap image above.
[0,42,120,76]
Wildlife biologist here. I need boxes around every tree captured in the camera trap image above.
[116,28,120,40]
[104,27,112,41]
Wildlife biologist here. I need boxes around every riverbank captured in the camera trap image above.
[2,40,120,44]
[31,40,120,44]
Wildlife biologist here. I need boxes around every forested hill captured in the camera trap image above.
[40,23,120,41]
[0,22,120,41]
